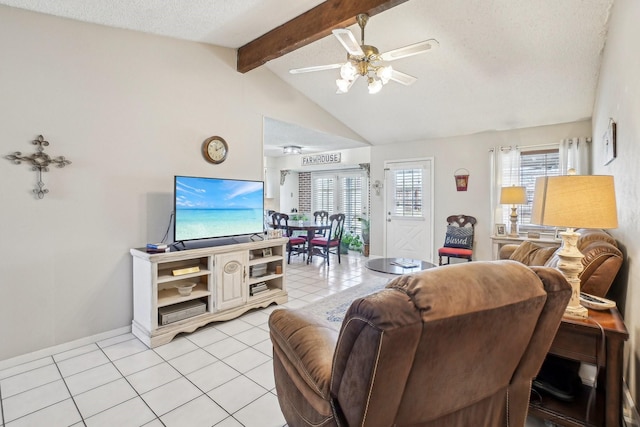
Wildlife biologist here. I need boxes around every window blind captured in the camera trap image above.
[501,148,560,228]
[342,175,363,234]
[313,177,334,214]
[393,168,423,217]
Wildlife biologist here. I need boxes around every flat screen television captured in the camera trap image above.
[174,175,265,243]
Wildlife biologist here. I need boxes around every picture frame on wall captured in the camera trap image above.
[495,223,507,237]
[603,118,617,165]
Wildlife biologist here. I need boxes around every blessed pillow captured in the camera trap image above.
[444,225,473,249]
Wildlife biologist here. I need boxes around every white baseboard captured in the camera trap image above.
[0,326,132,372]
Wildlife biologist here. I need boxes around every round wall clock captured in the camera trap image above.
[202,136,228,164]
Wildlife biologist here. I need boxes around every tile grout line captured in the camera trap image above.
[92,342,167,426]
[51,358,87,427]
[177,325,279,423]
[0,256,362,427]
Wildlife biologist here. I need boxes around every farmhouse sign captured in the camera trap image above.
[301,153,341,166]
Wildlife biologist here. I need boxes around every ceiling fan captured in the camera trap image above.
[289,13,439,94]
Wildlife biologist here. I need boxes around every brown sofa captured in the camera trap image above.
[269,261,571,427]
[499,229,623,297]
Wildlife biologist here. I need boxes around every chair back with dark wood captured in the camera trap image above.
[272,212,306,263]
[308,213,345,266]
[313,210,330,237]
[271,212,290,235]
[438,214,477,265]
[313,210,329,224]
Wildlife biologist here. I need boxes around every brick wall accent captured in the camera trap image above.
[299,172,311,213]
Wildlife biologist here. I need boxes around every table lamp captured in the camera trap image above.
[500,186,527,237]
[531,173,617,319]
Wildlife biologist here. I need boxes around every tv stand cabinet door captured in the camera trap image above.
[215,251,248,311]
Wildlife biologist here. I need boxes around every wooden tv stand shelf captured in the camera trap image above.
[130,238,288,348]
[529,307,628,427]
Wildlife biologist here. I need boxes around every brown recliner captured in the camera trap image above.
[499,229,623,297]
[269,261,571,427]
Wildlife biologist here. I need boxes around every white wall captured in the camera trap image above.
[591,0,640,403]
[0,6,361,361]
[369,121,592,263]
[280,171,300,213]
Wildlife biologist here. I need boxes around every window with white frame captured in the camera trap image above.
[499,146,560,231]
[312,171,367,235]
[391,168,423,217]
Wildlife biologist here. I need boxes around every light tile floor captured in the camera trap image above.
[0,254,549,427]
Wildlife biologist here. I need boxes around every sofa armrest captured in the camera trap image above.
[579,242,623,296]
[269,308,339,401]
[544,230,623,297]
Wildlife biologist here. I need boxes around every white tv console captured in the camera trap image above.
[130,238,288,347]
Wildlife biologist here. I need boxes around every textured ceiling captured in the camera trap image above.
[0,0,324,47]
[0,0,613,156]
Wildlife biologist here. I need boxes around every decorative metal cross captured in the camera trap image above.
[5,134,72,199]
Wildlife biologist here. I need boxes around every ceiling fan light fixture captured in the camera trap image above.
[340,61,357,80]
[368,77,383,94]
[291,14,437,95]
[283,145,302,155]
[336,78,351,93]
[377,65,393,84]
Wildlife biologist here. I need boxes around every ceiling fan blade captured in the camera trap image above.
[332,29,364,56]
[389,70,417,86]
[289,63,342,74]
[379,39,440,62]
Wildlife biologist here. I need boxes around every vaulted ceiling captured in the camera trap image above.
[0,0,613,156]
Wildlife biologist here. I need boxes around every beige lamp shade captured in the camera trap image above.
[500,186,527,205]
[531,175,618,229]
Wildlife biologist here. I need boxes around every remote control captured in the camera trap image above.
[579,292,616,310]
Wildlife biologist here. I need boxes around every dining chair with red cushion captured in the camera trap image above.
[271,212,307,264]
[308,213,345,266]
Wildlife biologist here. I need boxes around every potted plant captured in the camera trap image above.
[348,234,363,253]
[357,216,370,256]
[340,232,354,254]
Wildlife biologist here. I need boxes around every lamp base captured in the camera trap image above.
[563,303,588,320]
[557,229,588,320]
[509,207,519,237]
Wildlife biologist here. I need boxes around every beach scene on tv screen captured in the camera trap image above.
[175,177,264,241]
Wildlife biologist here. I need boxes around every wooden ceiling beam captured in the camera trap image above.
[237,0,409,73]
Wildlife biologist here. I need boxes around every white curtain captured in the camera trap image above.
[489,146,520,227]
[559,137,592,175]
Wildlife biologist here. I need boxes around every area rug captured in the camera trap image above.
[300,277,389,324]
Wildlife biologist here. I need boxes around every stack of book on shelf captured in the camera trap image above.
[250,282,268,296]
[146,243,170,253]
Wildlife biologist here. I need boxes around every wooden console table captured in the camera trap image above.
[529,308,628,427]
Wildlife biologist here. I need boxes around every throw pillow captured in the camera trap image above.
[509,241,557,266]
[444,225,473,249]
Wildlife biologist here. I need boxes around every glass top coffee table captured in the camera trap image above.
[365,258,436,275]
